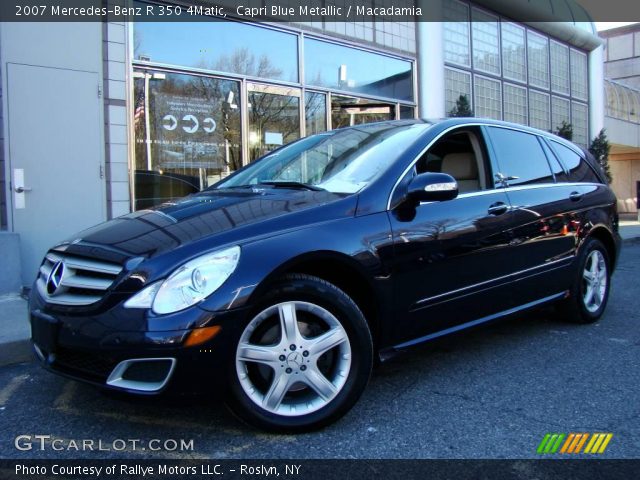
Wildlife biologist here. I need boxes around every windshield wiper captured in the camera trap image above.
[258,181,325,191]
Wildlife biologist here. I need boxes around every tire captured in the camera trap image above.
[557,238,611,324]
[226,274,373,432]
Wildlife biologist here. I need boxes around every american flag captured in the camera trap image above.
[134,102,144,123]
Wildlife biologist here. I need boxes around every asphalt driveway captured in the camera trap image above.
[1,244,638,460]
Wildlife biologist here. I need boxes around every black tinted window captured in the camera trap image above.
[540,140,569,182]
[549,141,600,183]
[488,127,554,186]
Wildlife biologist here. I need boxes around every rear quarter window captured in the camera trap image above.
[486,127,554,186]
[548,141,601,184]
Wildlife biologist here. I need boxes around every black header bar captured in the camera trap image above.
[1,0,639,22]
[1,459,639,480]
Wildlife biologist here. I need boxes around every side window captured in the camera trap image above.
[548,141,600,183]
[415,129,489,193]
[540,140,569,182]
[487,127,554,186]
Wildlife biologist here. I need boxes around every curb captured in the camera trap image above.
[0,339,32,367]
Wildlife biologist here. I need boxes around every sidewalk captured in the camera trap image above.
[620,217,640,243]
[1,220,639,367]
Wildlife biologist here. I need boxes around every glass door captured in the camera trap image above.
[132,69,242,210]
[247,83,301,162]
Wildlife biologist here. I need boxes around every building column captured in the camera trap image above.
[416,2,445,119]
[589,44,605,141]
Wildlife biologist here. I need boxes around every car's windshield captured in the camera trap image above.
[214,122,429,194]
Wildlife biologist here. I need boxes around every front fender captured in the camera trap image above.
[197,212,394,313]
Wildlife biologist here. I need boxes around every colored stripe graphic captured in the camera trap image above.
[560,433,575,453]
[568,433,583,453]
[537,434,551,454]
[574,433,589,453]
[584,433,614,454]
[538,433,612,454]
[550,434,565,453]
[537,433,565,454]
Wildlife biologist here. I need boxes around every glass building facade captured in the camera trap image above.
[442,0,590,146]
[132,7,416,209]
[128,0,595,210]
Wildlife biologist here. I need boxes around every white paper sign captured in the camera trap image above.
[265,132,284,146]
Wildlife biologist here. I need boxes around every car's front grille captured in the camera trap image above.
[36,251,123,306]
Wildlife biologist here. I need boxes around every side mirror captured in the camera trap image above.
[406,172,458,202]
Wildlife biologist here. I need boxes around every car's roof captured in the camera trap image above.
[343,117,583,156]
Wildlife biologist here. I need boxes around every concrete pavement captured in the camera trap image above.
[0,295,30,366]
[1,220,639,367]
[2,244,640,458]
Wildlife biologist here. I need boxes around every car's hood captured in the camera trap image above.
[58,188,355,262]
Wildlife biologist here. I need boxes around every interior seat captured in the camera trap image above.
[441,152,480,193]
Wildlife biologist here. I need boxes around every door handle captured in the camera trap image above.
[569,191,583,202]
[488,202,509,216]
[14,186,32,193]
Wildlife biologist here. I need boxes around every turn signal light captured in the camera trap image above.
[184,325,222,347]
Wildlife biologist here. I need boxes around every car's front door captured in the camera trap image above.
[388,127,516,346]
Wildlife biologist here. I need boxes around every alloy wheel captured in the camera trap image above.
[235,301,352,416]
[582,250,608,313]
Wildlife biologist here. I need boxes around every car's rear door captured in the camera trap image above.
[483,126,577,304]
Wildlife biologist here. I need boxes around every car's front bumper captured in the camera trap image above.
[29,291,249,396]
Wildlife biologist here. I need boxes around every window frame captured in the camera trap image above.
[471,7,502,76]
[503,82,529,125]
[414,127,493,192]
[445,66,473,114]
[443,0,472,68]
[483,125,557,187]
[527,30,550,90]
[571,101,589,147]
[501,21,527,83]
[528,90,551,132]
[550,40,570,95]
[551,95,571,133]
[473,74,503,121]
[544,138,603,185]
[570,48,589,102]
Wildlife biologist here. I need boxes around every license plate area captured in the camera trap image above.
[31,310,60,355]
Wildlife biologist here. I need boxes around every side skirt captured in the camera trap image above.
[379,291,566,361]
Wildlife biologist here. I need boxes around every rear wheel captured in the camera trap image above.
[557,238,611,324]
[226,274,373,432]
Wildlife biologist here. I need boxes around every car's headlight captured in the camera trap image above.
[124,246,240,314]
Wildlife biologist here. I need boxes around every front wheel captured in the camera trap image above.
[226,274,373,432]
[557,238,611,324]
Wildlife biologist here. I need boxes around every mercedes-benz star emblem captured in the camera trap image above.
[286,352,302,368]
[46,261,65,295]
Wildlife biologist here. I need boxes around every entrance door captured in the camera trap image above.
[247,83,301,162]
[132,69,242,210]
[8,64,106,283]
